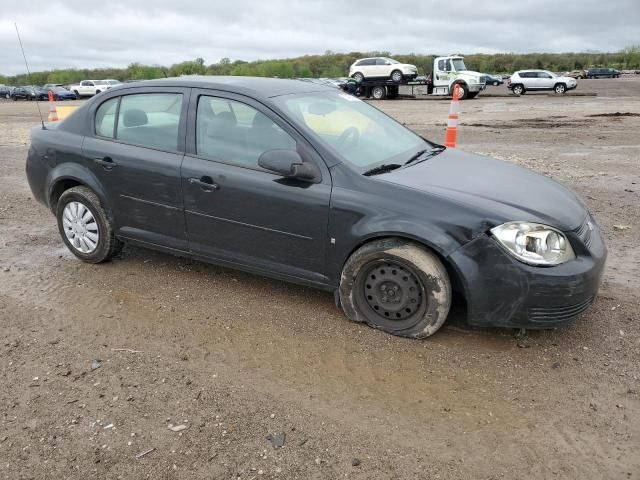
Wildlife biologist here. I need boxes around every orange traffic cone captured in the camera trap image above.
[47,90,58,122]
[444,84,461,148]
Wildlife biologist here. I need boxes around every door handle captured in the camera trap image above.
[188,176,219,192]
[93,156,116,169]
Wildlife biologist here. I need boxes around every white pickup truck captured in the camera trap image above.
[68,80,111,98]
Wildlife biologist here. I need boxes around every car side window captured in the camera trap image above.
[376,59,387,65]
[363,59,375,66]
[95,97,119,138]
[116,93,183,151]
[196,96,296,169]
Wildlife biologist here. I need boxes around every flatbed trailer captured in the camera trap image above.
[355,78,428,100]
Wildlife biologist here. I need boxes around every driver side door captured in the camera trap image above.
[181,90,332,285]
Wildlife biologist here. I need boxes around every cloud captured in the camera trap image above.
[1,0,639,75]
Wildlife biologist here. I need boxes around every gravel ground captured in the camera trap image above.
[0,77,638,479]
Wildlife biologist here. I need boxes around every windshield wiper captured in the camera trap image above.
[362,163,402,176]
[403,146,446,167]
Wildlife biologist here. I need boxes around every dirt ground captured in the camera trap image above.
[0,77,638,480]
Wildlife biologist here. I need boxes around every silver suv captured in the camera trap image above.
[508,70,577,95]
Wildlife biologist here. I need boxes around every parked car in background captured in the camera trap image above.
[480,74,503,86]
[9,86,32,101]
[47,86,78,101]
[567,69,587,79]
[586,68,620,78]
[68,80,111,98]
[0,85,14,99]
[349,57,418,82]
[507,70,577,95]
[26,77,605,339]
[27,86,50,101]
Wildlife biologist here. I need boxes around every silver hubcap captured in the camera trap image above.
[556,86,564,93]
[392,72,401,81]
[62,201,99,253]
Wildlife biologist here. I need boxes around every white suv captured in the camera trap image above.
[349,57,418,83]
[508,70,577,95]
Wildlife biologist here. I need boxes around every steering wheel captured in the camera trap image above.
[336,127,360,150]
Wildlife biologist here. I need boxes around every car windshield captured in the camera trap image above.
[544,71,557,78]
[451,58,467,71]
[273,91,431,172]
[385,58,400,64]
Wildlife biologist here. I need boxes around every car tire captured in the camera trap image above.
[512,84,525,95]
[371,86,387,100]
[390,70,403,82]
[56,186,122,264]
[73,90,80,99]
[339,238,452,338]
[352,72,364,82]
[554,83,567,94]
[451,82,468,99]
[12,96,17,101]
[493,81,499,86]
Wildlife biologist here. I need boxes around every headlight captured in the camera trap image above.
[490,222,575,266]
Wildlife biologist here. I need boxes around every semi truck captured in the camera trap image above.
[355,55,485,100]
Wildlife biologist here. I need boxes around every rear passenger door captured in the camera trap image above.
[181,90,332,284]
[82,87,190,250]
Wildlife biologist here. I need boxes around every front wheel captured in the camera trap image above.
[451,83,468,99]
[554,83,567,94]
[56,186,122,263]
[390,70,403,82]
[339,238,452,338]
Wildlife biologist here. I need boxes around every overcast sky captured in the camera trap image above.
[1,0,639,75]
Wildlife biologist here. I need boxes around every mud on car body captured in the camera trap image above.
[26,76,606,338]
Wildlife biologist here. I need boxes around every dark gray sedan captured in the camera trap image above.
[26,77,606,338]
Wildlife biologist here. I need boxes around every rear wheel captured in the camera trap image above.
[371,86,387,100]
[512,84,525,95]
[554,83,567,94]
[56,186,122,263]
[339,239,452,338]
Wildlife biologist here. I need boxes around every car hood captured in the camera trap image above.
[379,149,587,231]
[557,76,576,83]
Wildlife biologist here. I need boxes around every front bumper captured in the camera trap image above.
[468,82,486,92]
[448,216,606,328]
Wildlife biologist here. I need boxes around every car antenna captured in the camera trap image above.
[14,22,46,130]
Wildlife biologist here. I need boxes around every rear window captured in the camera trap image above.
[95,97,119,138]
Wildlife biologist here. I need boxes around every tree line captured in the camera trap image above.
[2,47,639,86]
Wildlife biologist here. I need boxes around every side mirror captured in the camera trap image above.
[258,149,321,182]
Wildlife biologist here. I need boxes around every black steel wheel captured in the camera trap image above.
[339,238,452,338]
[355,260,427,331]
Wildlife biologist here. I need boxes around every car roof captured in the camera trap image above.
[111,76,333,98]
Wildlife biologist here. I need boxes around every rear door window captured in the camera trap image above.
[115,93,183,152]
